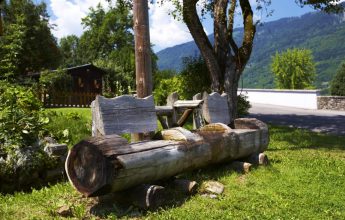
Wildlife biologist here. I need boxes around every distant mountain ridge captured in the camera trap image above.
[156,10,345,89]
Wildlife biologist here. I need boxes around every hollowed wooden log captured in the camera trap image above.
[66,119,269,197]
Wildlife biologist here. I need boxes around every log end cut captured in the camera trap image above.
[65,141,113,197]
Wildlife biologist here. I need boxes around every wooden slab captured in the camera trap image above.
[202,92,230,125]
[173,100,203,108]
[91,95,157,136]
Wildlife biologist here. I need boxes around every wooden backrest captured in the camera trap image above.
[201,92,230,125]
[91,95,157,136]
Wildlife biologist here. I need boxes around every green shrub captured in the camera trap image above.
[154,56,251,117]
[271,48,316,89]
[0,81,45,151]
[330,62,345,96]
[237,94,251,117]
[39,68,72,94]
[0,82,57,192]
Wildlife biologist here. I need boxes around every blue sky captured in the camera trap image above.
[42,0,318,52]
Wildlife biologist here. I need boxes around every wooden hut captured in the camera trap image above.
[29,64,106,107]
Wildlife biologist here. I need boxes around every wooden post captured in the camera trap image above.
[193,93,203,129]
[133,0,153,141]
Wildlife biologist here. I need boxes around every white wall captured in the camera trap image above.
[238,89,320,109]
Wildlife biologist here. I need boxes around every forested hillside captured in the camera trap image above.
[157,11,345,89]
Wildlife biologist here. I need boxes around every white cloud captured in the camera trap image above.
[49,0,211,51]
[149,2,193,51]
[49,0,108,39]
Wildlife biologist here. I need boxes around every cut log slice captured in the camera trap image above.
[65,140,113,197]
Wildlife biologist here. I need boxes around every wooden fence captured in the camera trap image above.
[41,92,99,108]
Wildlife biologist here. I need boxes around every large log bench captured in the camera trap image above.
[66,94,269,199]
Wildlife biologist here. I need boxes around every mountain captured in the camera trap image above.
[156,11,345,89]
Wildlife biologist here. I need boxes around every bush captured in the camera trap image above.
[237,94,251,117]
[330,62,345,96]
[154,56,251,117]
[39,68,72,94]
[271,48,316,89]
[0,82,58,192]
[0,81,45,150]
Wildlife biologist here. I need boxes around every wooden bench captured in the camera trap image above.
[91,95,157,137]
[66,93,269,205]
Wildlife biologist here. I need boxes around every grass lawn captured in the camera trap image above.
[0,108,344,219]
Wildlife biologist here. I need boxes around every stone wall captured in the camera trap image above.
[317,96,345,111]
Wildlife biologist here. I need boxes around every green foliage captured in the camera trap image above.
[39,69,72,94]
[271,48,316,89]
[0,16,26,80]
[0,81,45,151]
[43,109,91,146]
[154,56,251,116]
[77,2,133,64]
[0,0,61,79]
[59,35,80,68]
[330,62,345,96]
[154,56,211,105]
[237,94,251,117]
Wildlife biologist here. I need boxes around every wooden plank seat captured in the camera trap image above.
[192,91,231,129]
[91,95,158,138]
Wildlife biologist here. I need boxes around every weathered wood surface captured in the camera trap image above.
[173,100,203,108]
[91,95,157,136]
[172,179,198,195]
[229,161,252,173]
[193,93,204,129]
[133,0,152,98]
[202,92,230,125]
[243,153,269,166]
[66,118,269,197]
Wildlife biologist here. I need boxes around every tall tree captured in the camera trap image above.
[271,48,316,89]
[59,35,80,67]
[152,0,343,125]
[330,62,345,96]
[0,0,61,80]
[77,2,134,64]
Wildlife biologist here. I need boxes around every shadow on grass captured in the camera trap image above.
[88,163,252,218]
[251,113,345,136]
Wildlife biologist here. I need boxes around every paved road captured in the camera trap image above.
[248,103,345,136]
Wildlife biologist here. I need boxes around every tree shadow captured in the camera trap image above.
[250,113,345,136]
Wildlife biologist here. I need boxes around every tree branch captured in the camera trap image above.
[183,0,222,92]
[214,0,230,76]
[227,0,238,55]
[238,0,256,77]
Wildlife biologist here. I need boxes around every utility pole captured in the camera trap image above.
[132,0,153,141]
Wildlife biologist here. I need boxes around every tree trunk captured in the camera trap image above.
[224,59,240,126]
[65,120,269,197]
[133,0,152,97]
[133,0,152,141]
